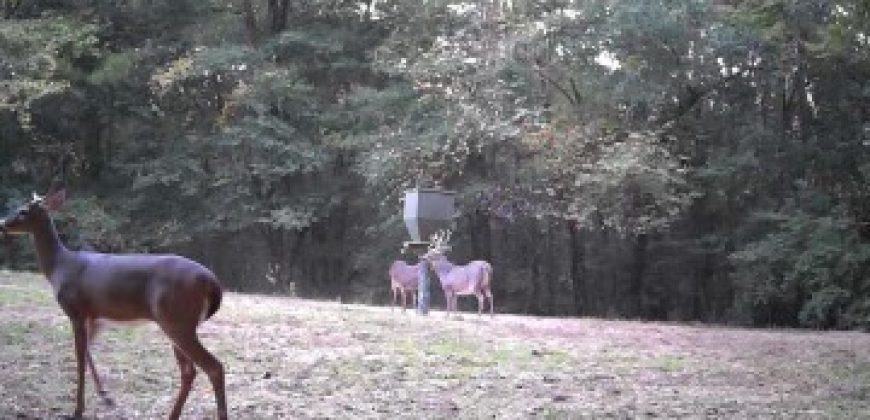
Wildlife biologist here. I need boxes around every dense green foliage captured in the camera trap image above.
[1,0,868,329]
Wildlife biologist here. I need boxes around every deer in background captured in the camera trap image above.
[0,189,227,420]
[389,260,420,311]
[424,230,494,316]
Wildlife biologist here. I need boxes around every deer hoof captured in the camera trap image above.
[97,390,115,406]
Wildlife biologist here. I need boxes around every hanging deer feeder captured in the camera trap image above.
[401,187,455,314]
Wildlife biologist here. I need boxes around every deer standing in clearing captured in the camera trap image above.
[0,189,227,419]
[388,260,420,311]
[424,231,494,316]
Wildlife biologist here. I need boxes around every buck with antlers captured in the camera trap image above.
[0,189,227,420]
[424,230,494,316]
[388,260,420,311]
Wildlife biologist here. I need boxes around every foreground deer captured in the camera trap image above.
[424,231,494,316]
[388,260,420,311]
[0,189,227,419]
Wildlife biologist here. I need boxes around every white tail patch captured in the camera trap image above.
[199,297,210,324]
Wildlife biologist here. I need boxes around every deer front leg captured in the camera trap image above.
[69,318,87,419]
[85,319,113,406]
[399,289,408,312]
[445,291,455,317]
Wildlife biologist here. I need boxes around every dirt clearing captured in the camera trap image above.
[1,270,868,418]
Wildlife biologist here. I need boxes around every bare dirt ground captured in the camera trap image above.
[1,270,868,419]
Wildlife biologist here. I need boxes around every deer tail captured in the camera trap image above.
[205,279,223,320]
[483,263,492,291]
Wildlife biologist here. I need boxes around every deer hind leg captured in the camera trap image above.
[405,289,415,311]
[486,289,494,315]
[476,292,485,316]
[161,325,227,420]
[168,346,197,420]
[443,290,451,315]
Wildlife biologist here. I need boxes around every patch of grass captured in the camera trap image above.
[493,345,533,366]
[542,408,586,419]
[0,319,67,345]
[0,320,37,345]
[493,345,573,371]
[0,274,54,306]
[0,287,49,306]
[426,335,478,359]
[538,348,571,368]
[393,337,421,359]
[234,303,303,324]
[828,362,870,400]
[655,356,686,372]
[598,349,642,373]
[100,324,151,343]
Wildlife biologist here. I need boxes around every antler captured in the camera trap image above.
[425,229,453,257]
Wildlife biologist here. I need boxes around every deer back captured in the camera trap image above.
[430,256,488,294]
[57,251,218,321]
[389,260,420,289]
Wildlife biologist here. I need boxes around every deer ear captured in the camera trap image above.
[42,189,66,211]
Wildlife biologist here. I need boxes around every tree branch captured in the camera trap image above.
[569,77,582,106]
[656,71,749,128]
[532,61,577,107]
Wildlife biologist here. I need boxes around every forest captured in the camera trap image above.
[1,0,868,329]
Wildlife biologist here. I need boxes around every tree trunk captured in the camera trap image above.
[481,212,492,262]
[527,251,540,314]
[544,222,556,315]
[630,233,648,318]
[525,226,541,314]
[268,0,290,34]
[469,210,493,262]
[242,0,260,45]
[3,0,22,19]
[569,222,585,316]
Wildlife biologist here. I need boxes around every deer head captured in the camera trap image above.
[0,189,66,236]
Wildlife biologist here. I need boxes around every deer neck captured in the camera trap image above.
[431,258,453,276]
[31,217,69,279]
